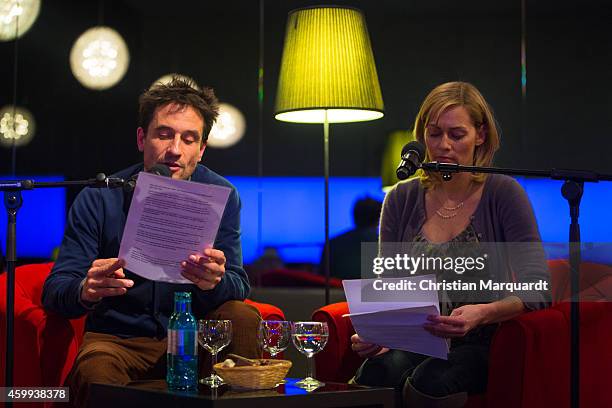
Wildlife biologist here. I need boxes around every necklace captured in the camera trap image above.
[433,184,472,219]
[435,208,459,219]
[441,201,464,211]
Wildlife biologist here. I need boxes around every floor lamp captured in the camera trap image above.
[274,6,384,304]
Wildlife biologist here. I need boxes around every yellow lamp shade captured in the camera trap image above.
[274,6,384,124]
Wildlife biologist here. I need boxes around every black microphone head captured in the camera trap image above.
[396,166,412,181]
[123,174,138,193]
[149,164,172,177]
[401,141,426,161]
[396,141,426,180]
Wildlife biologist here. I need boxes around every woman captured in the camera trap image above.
[352,82,549,407]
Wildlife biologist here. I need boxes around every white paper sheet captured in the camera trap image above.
[118,172,231,283]
[342,276,449,359]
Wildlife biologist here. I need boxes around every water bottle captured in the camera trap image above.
[167,291,198,390]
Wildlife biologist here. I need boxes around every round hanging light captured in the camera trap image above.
[0,105,35,147]
[151,73,199,90]
[0,0,40,41]
[70,26,130,90]
[208,103,245,148]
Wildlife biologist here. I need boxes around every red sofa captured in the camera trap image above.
[0,262,285,400]
[312,260,612,408]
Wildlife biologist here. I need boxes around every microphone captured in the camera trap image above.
[396,141,426,180]
[123,174,138,193]
[149,163,172,177]
[123,164,172,193]
[89,173,125,189]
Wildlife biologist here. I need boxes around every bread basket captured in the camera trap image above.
[213,359,292,389]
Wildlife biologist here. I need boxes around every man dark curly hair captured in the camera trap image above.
[139,77,219,143]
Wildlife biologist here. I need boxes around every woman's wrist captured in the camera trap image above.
[478,302,497,326]
[480,297,525,325]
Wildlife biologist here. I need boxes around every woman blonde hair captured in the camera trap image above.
[413,81,501,188]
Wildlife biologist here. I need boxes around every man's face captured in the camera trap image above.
[137,103,206,180]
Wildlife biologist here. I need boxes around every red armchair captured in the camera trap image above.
[0,263,284,396]
[313,260,612,408]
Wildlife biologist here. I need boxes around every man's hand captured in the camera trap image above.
[423,304,491,338]
[350,334,389,358]
[180,248,226,291]
[81,258,133,303]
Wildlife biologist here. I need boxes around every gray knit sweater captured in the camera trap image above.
[380,173,550,311]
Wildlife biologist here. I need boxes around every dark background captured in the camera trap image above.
[0,0,611,190]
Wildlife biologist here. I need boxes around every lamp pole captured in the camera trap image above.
[323,111,330,305]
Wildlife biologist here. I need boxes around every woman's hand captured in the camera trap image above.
[350,334,389,358]
[423,304,491,338]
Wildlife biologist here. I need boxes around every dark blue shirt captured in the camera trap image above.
[42,163,250,338]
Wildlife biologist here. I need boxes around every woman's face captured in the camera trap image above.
[424,105,485,166]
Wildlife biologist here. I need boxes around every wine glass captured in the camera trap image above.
[198,319,232,388]
[258,320,292,358]
[292,321,329,390]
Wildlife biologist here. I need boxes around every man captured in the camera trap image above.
[321,197,382,279]
[42,77,260,407]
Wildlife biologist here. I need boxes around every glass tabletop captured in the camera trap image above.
[90,378,396,408]
[126,378,387,400]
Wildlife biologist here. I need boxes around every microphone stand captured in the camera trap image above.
[2,174,125,397]
[420,161,612,408]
